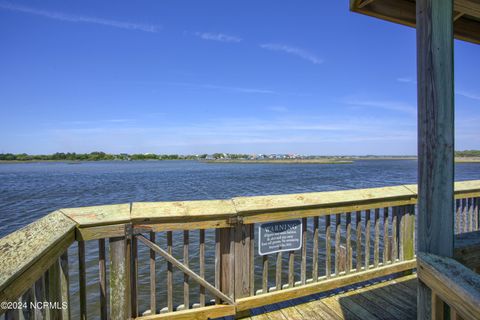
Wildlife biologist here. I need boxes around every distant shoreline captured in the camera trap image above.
[1,157,480,164]
[202,159,354,164]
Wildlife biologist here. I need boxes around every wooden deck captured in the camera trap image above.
[241,274,417,320]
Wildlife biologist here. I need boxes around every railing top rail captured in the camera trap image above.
[0,211,76,301]
[233,184,416,214]
[56,180,480,228]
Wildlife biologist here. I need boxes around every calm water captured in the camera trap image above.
[1,160,480,317]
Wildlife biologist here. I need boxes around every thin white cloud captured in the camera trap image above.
[342,98,416,115]
[61,119,135,125]
[260,43,324,64]
[456,90,480,101]
[164,82,277,94]
[397,77,416,84]
[194,32,242,43]
[0,1,161,33]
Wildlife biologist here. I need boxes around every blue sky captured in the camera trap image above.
[0,1,479,155]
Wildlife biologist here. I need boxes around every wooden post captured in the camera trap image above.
[416,0,454,318]
[216,227,235,301]
[234,223,253,299]
[110,236,130,320]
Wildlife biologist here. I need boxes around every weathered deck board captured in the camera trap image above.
[247,275,417,320]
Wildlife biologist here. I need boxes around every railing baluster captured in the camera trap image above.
[383,207,390,264]
[183,230,190,310]
[34,275,46,319]
[399,206,405,261]
[57,251,70,320]
[312,216,319,280]
[325,215,331,278]
[250,227,255,297]
[356,211,362,272]
[462,198,468,233]
[199,229,205,307]
[22,286,35,319]
[288,251,295,288]
[78,240,87,320]
[374,208,380,268]
[98,239,107,320]
[301,218,307,284]
[335,214,342,276]
[456,199,461,234]
[276,252,282,290]
[131,236,138,317]
[262,255,268,293]
[214,229,220,303]
[468,198,473,232]
[475,197,479,230]
[167,231,173,311]
[392,207,398,262]
[149,232,156,314]
[345,213,352,274]
[365,209,371,270]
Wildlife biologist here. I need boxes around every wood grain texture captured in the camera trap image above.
[137,305,235,320]
[417,1,455,318]
[0,211,76,295]
[61,204,130,227]
[417,252,480,320]
[131,200,236,223]
[109,236,130,320]
[236,259,416,311]
[234,223,252,299]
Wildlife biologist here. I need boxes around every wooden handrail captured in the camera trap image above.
[0,211,76,306]
[1,180,479,318]
[417,252,480,320]
[60,180,480,238]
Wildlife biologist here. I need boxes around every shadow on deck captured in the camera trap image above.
[239,274,417,320]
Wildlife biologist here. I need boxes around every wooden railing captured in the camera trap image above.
[0,180,479,319]
[417,252,480,320]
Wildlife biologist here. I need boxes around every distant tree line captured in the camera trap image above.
[1,150,478,162]
[455,150,480,157]
[0,152,202,161]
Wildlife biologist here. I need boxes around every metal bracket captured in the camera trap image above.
[126,223,154,236]
[125,223,133,239]
[228,215,243,225]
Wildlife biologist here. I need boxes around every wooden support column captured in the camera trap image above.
[234,223,253,298]
[110,236,131,320]
[234,223,253,318]
[416,0,455,318]
[216,227,235,301]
